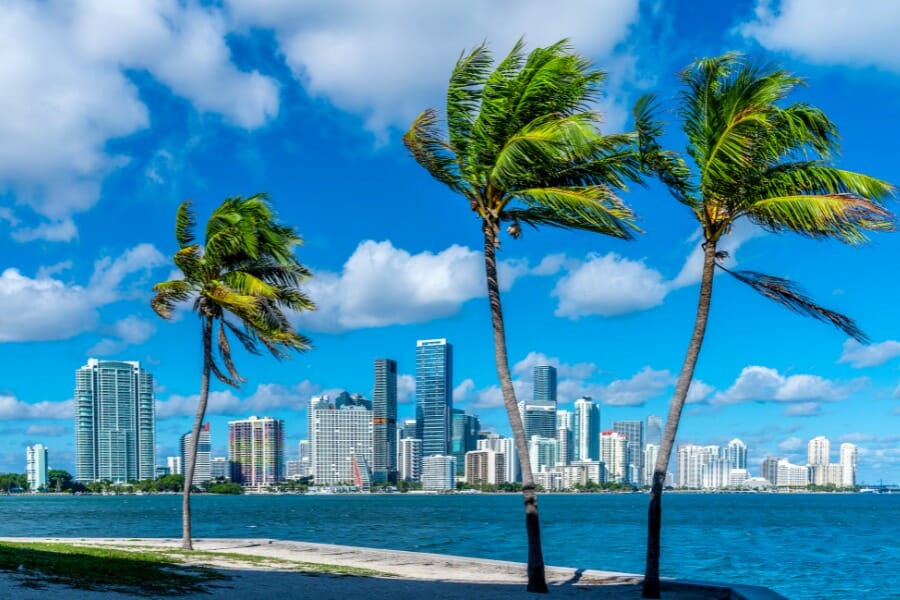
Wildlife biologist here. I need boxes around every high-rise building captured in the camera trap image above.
[529,436,559,474]
[26,444,48,491]
[297,440,311,478]
[307,395,333,478]
[477,434,519,483]
[726,439,748,470]
[465,449,506,485]
[399,437,423,482]
[646,415,662,447]
[74,359,155,483]
[644,443,660,486]
[573,397,600,461]
[451,409,480,474]
[180,422,211,486]
[808,436,830,465]
[776,459,810,487]
[612,420,644,485]
[421,455,456,491]
[310,402,373,488]
[600,431,628,482]
[840,443,857,487]
[677,444,722,489]
[167,456,182,475]
[760,456,780,485]
[228,416,285,487]
[522,402,556,442]
[401,419,417,440]
[556,425,573,466]
[416,339,453,456]
[373,358,398,483]
[533,365,558,404]
[210,456,230,480]
[556,410,572,430]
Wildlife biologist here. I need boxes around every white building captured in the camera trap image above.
[210,456,229,480]
[167,456,182,475]
[421,455,455,491]
[677,445,721,489]
[478,434,519,483]
[180,423,211,485]
[311,402,374,487]
[776,459,810,487]
[600,431,627,483]
[464,449,506,485]
[808,436,830,466]
[727,468,750,487]
[26,444,48,491]
[399,438,423,482]
[644,444,659,486]
[529,436,559,474]
[726,439,748,470]
[840,443,857,487]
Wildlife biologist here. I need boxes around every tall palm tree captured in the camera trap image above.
[151,193,314,550]
[404,39,645,592]
[639,54,894,598]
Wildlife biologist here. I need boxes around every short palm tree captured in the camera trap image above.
[639,54,894,598]
[151,193,315,550]
[404,39,645,592]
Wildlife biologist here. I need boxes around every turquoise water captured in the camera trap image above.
[1,493,896,599]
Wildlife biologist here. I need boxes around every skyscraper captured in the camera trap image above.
[421,455,456,491]
[74,359,155,483]
[600,430,627,482]
[808,436,830,465]
[726,438,748,470]
[646,415,662,447]
[26,444,48,491]
[180,423,211,486]
[373,358,398,483]
[310,402,374,487]
[573,397,600,461]
[229,416,285,487]
[612,420,644,485]
[416,339,452,456]
[399,437,423,482]
[840,443,857,487]
[533,365,557,404]
[451,409,480,475]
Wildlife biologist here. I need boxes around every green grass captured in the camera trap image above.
[0,541,226,596]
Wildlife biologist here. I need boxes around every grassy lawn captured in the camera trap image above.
[0,541,225,596]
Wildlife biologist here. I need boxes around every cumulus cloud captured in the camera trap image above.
[597,367,675,406]
[686,380,715,404]
[397,374,416,404]
[778,436,804,451]
[156,380,319,419]
[0,244,165,342]
[669,220,766,289]
[512,352,597,381]
[297,240,541,332]
[838,339,900,368]
[226,0,640,135]
[708,365,864,416]
[87,315,157,356]
[0,0,278,239]
[741,0,900,73]
[0,395,73,420]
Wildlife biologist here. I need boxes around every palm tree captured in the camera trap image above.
[151,193,314,550]
[638,54,894,598]
[404,39,645,592]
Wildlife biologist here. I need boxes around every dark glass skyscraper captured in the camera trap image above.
[415,338,452,456]
[612,420,644,485]
[533,365,558,404]
[373,358,398,483]
[451,409,480,475]
[523,365,557,441]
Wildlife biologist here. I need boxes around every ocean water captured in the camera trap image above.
[0,492,896,599]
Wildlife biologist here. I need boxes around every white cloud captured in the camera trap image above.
[227,0,641,136]
[397,374,416,405]
[512,351,596,381]
[0,0,278,239]
[741,0,900,73]
[453,379,476,404]
[0,395,73,420]
[709,366,864,415]
[156,380,319,419]
[298,240,537,332]
[0,244,165,342]
[838,339,900,368]
[778,436,804,451]
[686,380,715,404]
[552,253,668,318]
[670,220,766,289]
[87,315,157,356]
[598,367,674,407]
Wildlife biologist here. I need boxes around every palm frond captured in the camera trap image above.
[508,186,639,239]
[217,320,246,383]
[720,266,867,342]
[173,245,203,280]
[403,109,465,193]
[175,200,196,249]
[447,41,492,159]
[150,280,193,320]
[633,94,697,207]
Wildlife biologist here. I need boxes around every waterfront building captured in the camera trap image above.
[533,365,557,403]
[726,439,748,470]
[556,425,573,466]
[568,460,607,486]
[760,456,780,485]
[399,437,423,482]
[646,415,662,447]
[556,410,572,430]
[310,401,373,488]
[210,456,230,480]
[298,440,311,477]
[451,409,480,475]
[536,469,565,491]
[229,416,285,487]
[643,443,659,486]
[74,359,155,483]
[415,339,453,456]
[529,436,559,474]
[167,456,182,475]
[600,430,627,483]
[334,391,371,410]
[728,468,750,487]
[286,460,303,479]
[155,466,170,477]
[573,397,600,461]
[180,422,211,486]
[840,443,857,487]
[421,454,455,491]
[401,419,417,440]
[373,358,398,483]
[26,444,48,491]
[464,449,506,485]
[307,395,333,479]
[521,401,556,442]
[677,444,721,489]
[775,459,810,487]
[808,436,830,466]
[612,420,644,485]
[477,434,519,483]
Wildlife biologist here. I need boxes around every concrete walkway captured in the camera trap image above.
[0,537,785,599]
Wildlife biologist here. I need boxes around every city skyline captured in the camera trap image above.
[1,2,899,484]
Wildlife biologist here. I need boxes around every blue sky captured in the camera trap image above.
[1,0,898,483]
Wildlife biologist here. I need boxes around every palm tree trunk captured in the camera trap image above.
[482,221,548,593]
[182,315,213,551]
[642,241,717,598]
